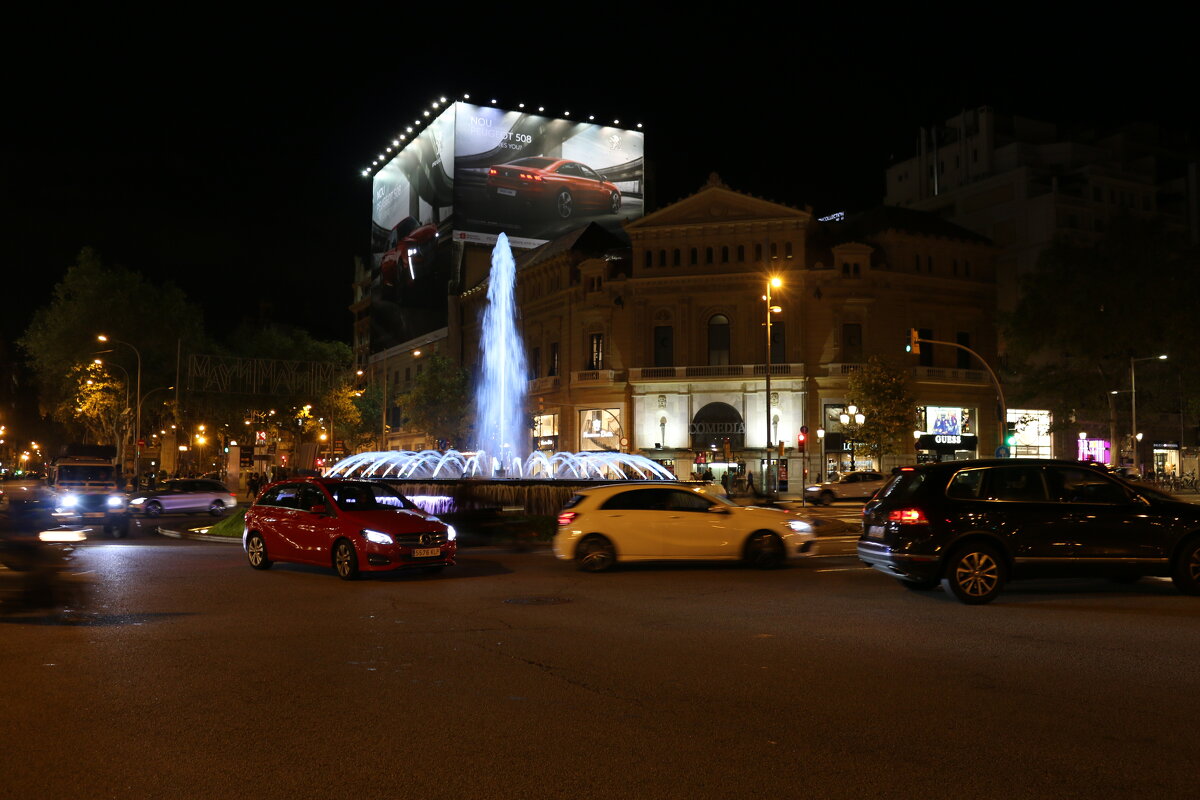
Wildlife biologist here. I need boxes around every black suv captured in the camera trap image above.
[858,459,1200,604]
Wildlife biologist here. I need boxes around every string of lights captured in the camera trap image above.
[361,93,644,177]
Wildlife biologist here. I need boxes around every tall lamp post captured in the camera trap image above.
[1130,354,1167,473]
[840,405,865,471]
[763,276,782,495]
[98,335,141,483]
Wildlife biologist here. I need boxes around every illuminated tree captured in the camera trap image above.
[59,362,132,464]
[394,354,472,448]
[847,356,918,466]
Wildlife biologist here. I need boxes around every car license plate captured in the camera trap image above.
[868,525,885,538]
[497,187,517,197]
[412,547,441,558]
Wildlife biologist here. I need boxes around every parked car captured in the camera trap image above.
[858,459,1200,604]
[487,157,621,219]
[553,482,816,572]
[242,478,456,580]
[128,479,237,517]
[804,470,888,505]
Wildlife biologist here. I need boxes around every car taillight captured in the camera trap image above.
[518,171,543,182]
[488,168,498,176]
[888,508,927,524]
[557,511,578,526]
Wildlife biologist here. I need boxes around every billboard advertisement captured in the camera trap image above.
[366,102,645,353]
[451,103,644,249]
[368,105,457,353]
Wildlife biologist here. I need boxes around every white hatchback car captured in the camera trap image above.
[553,482,817,572]
[804,470,888,505]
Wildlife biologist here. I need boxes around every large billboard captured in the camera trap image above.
[450,103,644,248]
[367,102,645,352]
[368,105,457,352]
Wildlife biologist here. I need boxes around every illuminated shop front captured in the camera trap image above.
[532,413,559,452]
[914,405,979,462]
[1007,409,1053,458]
[579,408,624,452]
[1076,436,1111,465]
[1152,442,1180,476]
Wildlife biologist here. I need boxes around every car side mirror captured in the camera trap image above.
[707,506,730,514]
[309,504,329,515]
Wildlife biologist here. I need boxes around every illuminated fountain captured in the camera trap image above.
[326,233,674,512]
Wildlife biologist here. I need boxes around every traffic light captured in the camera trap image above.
[906,328,921,354]
[1005,422,1018,447]
[796,431,807,453]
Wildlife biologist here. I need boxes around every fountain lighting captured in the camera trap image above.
[326,232,677,514]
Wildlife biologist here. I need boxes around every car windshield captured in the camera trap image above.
[57,465,115,482]
[327,482,417,512]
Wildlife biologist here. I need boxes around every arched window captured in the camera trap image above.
[737,245,745,262]
[659,249,667,267]
[708,314,731,365]
[690,247,698,265]
[644,250,652,269]
[673,249,681,266]
[705,247,714,264]
[721,246,730,263]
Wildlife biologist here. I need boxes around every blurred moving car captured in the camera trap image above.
[128,479,237,517]
[242,478,456,580]
[487,157,621,219]
[858,459,1200,604]
[0,475,53,512]
[804,470,888,505]
[553,482,816,572]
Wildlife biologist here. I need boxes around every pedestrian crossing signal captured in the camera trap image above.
[906,328,921,354]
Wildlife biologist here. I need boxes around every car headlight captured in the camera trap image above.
[129,497,145,505]
[785,519,813,533]
[60,494,79,508]
[445,525,457,542]
[361,529,394,545]
[107,495,125,508]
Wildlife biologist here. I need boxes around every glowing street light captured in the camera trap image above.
[1130,354,1167,472]
[764,276,783,497]
[98,334,142,477]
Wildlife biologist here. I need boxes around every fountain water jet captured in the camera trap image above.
[327,233,676,505]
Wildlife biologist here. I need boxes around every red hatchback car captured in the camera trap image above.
[487,157,621,219]
[242,478,456,580]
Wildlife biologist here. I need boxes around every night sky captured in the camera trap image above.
[5,22,1195,348]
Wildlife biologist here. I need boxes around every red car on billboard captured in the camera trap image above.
[380,216,439,286]
[487,157,621,220]
[242,478,456,580]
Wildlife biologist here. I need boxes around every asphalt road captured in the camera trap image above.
[3,535,1198,799]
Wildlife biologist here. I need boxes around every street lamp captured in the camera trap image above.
[764,276,782,495]
[1130,354,1167,472]
[840,405,866,471]
[816,428,826,481]
[98,334,142,479]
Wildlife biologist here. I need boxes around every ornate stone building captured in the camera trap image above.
[451,176,999,484]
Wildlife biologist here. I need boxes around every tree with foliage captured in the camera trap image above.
[394,353,472,448]
[19,248,208,453]
[1003,216,1200,431]
[847,356,918,467]
[60,361,132,461]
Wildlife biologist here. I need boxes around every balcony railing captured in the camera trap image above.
[571,369,623,384]
[910,366,988,384]
[629,364,805,381]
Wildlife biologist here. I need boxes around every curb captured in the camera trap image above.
[155,527,242,544]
